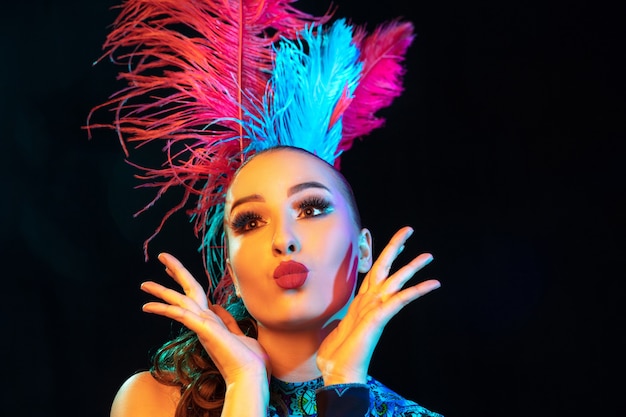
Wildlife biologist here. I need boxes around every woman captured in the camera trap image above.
[110,146,442,417]
[88,1,443,415]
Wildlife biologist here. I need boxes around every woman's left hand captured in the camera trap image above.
[317,226,440,385]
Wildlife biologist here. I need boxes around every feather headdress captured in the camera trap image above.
[87,0,414,298]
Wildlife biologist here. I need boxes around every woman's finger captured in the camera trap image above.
[142,301,202,323]
[378,253,434,296]
[350,278,441,343]
[142,302,226,338]
[376,279,441,321]
[351,253,438,333]
[157,252,209,309]
[210,304,245,336]
[359,226,414,294]
[140,281,202,313]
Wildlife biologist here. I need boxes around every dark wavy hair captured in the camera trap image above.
[149,319,256,416]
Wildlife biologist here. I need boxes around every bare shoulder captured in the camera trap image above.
[110,371,181,417]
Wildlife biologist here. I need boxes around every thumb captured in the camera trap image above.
[210,304,244,336]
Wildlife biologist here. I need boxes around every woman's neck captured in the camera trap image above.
[257,319,339,383]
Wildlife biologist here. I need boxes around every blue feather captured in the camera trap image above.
[244,19,362,164]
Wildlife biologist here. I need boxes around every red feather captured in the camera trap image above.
[86,0,332,259]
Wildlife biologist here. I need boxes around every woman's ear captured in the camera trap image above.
[357,228,373,273]
[226,259,241,297]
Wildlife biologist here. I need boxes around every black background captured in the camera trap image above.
[1,0,624,416]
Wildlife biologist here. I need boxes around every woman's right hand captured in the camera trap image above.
[139,252,270,386]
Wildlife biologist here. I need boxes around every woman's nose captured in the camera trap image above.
[272,220,300,255]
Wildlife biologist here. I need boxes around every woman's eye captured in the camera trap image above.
[231,212,265,233]
[298,197,332,219]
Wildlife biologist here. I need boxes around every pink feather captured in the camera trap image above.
[339,20,415,155]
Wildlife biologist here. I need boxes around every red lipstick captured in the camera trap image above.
[273,261,309,289]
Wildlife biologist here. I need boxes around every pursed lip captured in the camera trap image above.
[273,261,309,289]
[273,260,309,278]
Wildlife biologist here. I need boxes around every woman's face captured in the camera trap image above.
[224,148,371,331]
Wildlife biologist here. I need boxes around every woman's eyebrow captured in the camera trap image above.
[229,194,264,212]
[230,182,330,212]
[287,181,330,197]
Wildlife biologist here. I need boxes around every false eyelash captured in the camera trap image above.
[298,196,332,213]
[230,211,263,233]
[230,197,332,233]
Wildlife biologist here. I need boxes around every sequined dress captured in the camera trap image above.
[267,375,442,417]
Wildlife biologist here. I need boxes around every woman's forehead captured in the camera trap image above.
[224,149,344,206]
[233,149,338,187]
[224,147,361,227]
